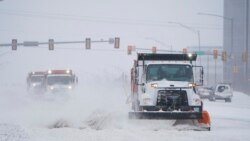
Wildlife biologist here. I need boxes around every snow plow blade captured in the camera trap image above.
[129,111,202,120]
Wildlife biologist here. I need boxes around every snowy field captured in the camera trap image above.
[1,47,250,141]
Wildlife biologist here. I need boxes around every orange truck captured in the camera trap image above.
[45,69,78,93]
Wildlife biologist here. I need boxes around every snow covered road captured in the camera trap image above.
[1,86,250,141]
[1,48,250,141]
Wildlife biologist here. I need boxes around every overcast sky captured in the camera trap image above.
[0,0,223,51]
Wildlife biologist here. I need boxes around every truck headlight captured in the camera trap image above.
[188,53,192,58]
[48,70,52,74]
[32,83,37,87]
[50,86,54,90]
[150,83,158,88]
[189,83,196,88]
[66,70,70,74]
[68,86,72,89]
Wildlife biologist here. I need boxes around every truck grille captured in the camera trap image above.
[156,90,189,111]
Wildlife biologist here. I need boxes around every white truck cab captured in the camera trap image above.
[130,53,206,120]
[27,71,46,94]
[45,69,78,93]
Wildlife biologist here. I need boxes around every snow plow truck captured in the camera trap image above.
[45,69,78,93]
[129,53,211,131]
[27,71,46,93]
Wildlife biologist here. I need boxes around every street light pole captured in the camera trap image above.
[246,0,249,87]
[198,12,234,56]
[145,37,173,52]
[198,12,234,85]
[168,22,201,65]
[198,30,201,55]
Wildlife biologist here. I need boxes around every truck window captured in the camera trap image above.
[47,75,73,85]
[146,64,193,82]
[30,76,44,83]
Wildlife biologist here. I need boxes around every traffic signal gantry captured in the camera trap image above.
[5,38,120,50]
[213,49,218,60]
[127,46,158,55]
[11,39,17,50]
[48,39,54,50]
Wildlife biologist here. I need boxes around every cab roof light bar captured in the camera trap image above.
[137,53,197,61]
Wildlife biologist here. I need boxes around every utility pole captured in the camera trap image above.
[246,0,249,86]
[207,53,210,85]
[215,58,217,84]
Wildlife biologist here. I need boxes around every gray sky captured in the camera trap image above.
[0,0,223,51]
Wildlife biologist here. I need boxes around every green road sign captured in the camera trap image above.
[195,51,205,55]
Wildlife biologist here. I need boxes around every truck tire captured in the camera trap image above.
[225,98,231,103]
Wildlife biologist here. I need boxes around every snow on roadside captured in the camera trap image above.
[1,48,250,141]
[0,124,30,141]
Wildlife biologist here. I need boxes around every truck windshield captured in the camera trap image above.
[30,75,44,83]
[146,64,193,82]
[47,75,73,85]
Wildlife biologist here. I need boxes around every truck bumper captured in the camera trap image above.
[129,106,202,120]
[129,111,202,120]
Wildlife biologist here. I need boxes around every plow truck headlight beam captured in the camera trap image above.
[66,70,70,74]
[188,53,193,58]
[189,83,196,88]
[32,83,37,87]
[68,86,72,89]
[50,86,54,90]
[150,83,158,88]
[48,70,52,74]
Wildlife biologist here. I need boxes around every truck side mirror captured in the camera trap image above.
[193,65,204,86]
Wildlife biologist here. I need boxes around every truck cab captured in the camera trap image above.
[45,69,78,93]
[27,71,46,93]
[130,53,205,119]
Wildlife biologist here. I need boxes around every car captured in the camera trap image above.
[214,83,233,102]
[196,86,215,101]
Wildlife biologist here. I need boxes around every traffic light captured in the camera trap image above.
[85,38,91,49]
[152,46,157,54]
[12,39,17,50]
[127,45,132,55]
[213,49,218,59]
[242,51,248,62]
[48,39,54,50]
[221,51,227,62]
[233,65,239,73]
[114,37,120,49]
[182,48,187,54]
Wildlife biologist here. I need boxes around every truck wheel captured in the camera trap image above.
[225,98,231,103]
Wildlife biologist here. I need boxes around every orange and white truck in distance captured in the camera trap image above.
[27,71,46,93]
[45,69,78,93]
